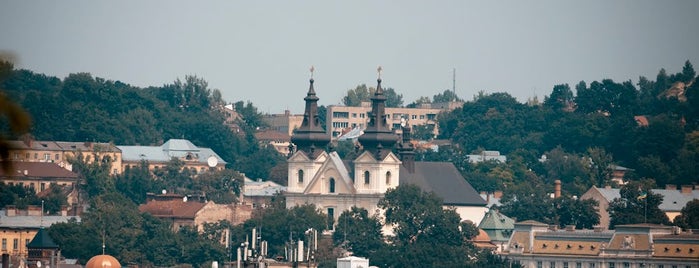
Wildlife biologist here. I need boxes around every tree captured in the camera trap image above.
[332,207,383,258]
[544,84,574,111]
[673,199,699,229]
[680,60,696,83]
[0,59,31,173]
[342,84,403,107]
[406,96,431,108]
[42,184,68,214]
[608,180,670,228]
[433,89,463,103]
[554,198,600,229]
[376,184,477,268]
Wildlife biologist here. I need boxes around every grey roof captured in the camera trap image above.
[118,139,226,164]
[0,210,81,229]
[243,178,287,197]
[594,187,698,212]
[399,162,487,206]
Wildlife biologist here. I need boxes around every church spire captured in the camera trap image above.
[290,66,330,159]
[357,66,399,159]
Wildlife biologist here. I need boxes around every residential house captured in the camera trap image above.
[581,185,699,229]
[118,139,227,174]
[254,129,292,156]
[6,138,123,175]
[0,162,79,207]
[0,207,79,258]
[138,193,252,233]
[242,178,286,209]
[262,110,305,137]
[503,221,699,268]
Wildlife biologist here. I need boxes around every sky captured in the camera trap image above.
[1,1,698,114]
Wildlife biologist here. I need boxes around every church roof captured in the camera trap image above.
[399,162,486,206]
[27,228,59,249]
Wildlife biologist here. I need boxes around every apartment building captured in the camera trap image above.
[261,110,304,136]
[326,102,457,139]
[6,137,123,175]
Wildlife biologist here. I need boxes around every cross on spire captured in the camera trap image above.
[377,66,383,79]
[310,66,315,79]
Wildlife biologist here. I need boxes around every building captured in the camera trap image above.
[138,193,252,233]
[466,150,507,163]
[242,178,286,209]
[0,208,80,258]
[118,139,227,174]
[254,129,292,155]
[220,104,244,135]
[262,110,305,137]
[285,74,486,229]
[326,102,442,139]
[581,185,699,229]
[0,162,78,196]
[503,221,699,268]
[478,209,515,253]
[5,138,123,175]
[26,228,59,268]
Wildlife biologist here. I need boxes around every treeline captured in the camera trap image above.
[434,61,698,196]
[0,65,284,179]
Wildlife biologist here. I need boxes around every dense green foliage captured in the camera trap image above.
[608,180,671,228]
[331,185,516,268]
[438,61,698,190]
[674,199,699,230]
[1,67,285,180]
[342,84,404,107]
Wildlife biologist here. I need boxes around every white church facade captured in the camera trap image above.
[284,71,487,228]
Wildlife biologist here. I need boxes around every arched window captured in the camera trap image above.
[329,178,336,193]
[298,170,304,184]
[386,171,392,185]
[364,171,370,184]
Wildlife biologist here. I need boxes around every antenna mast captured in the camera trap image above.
[452,68,456,101]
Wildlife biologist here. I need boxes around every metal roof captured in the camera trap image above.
[399,162,487,206]
[0,210,81,228]
[118,139,226,164]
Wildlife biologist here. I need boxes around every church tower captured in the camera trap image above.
[354,67,401,194]
[287,67,331,193]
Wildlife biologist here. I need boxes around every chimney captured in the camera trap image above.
[604,185,611,189]
[666,184,677,190]
[681,185,693,194]
[493,190,503,199]
[554,180,561,198]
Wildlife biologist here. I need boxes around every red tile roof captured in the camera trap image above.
[0,161,78,178]
[138,199,206,219]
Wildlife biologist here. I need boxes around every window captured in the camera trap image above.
[537,261,542,268]
[589,264,595,268]
[41,183,45,191]
[392,123,401,129]
[550,262,556,268]
[360,113,365,118]
[427,114,436,120]
[13,153,19,160]
[44,153,50,161]
[576,263,581,268]
[352,113,357,118]
[411,114,417,119]
[2,238,6,250]
[386,171,391,185]
[327,208,335,229]
[298,170,304,184]
[13,239,18,250]
[608,263,615,268]
[364,171,370,184]
[657,265,663,268]
[329,178,335,193]
[25,153,30,159]
[623,263,629,268]
[393,113,402,119]
[34,153,38,159]
[25,239,29,247]
[332,122,349,128]
[55,154,60,160]
[332,112,349,118]
[563,262,568,268]
[420,114,425,119]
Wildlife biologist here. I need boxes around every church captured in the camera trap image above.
[284,69,487,228]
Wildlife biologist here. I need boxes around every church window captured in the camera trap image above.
[329,178,336,193]
[298,170,304,184]
[327,208,335,229]
[386,171,392,185]
[364,171,370,184]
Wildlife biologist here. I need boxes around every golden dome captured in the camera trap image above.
[85,255,121,268]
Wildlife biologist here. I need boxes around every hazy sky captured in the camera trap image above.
[2,1,698,114]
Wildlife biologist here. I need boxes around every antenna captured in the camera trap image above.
[40,200,44,227]
[453,68,456,101]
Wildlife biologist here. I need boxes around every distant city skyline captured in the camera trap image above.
[1,1,698,114]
